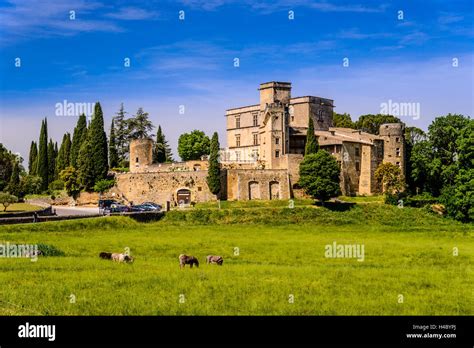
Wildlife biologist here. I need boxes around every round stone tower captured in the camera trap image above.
[379,123,405,177]
[130,138,153,173]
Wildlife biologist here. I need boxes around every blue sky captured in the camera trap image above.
[0,0,473,161]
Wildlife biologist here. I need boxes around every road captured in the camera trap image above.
[52,206,101,216]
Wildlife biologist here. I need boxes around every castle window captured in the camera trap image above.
[236,151,241,161]
[355,161,360,172]
[396,162,400,167]
[235,134,241,147]
[135,157,139,163]
[253,133,258,146]
[275,137,280,145]
[235,116,240,128]
[396,148,400,157]
[396,137,400,143]
[355,147,360,157]
[253,114,258,127]
[275,150,280,158]
[198,186,202,191]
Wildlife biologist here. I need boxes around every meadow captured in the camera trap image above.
[0,200,472,316]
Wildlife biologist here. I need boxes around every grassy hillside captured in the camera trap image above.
[0,203,472,315]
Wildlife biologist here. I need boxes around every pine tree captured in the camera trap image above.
[128,107,154,139]
[28,141,38,175]
[77,129,95,191]
[206,132,221,196]
[37,118,49,191]
[47,139,56,183]
[89,102,109,181]
[114,103,129,164]
[153,125,172,163]
[305,116,319,155]
[70,114,87,168]
[56,133,72,177]
[109,119,119,168]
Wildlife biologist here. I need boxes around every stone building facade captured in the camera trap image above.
[114,81,405,205]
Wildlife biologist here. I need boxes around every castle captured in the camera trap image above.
[114,82,405,206]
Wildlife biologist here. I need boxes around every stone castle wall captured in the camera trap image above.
[226,169,290,200]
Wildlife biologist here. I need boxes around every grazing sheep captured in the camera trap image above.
[111,253,134,263]
[206,255,223,265]
[179,254,199,269]
[99,252,112,260]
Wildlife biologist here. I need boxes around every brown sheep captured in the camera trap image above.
[179,254,199,269]
[206,255,223,265]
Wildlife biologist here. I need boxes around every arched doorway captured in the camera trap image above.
[177,188,191,205]
[248,181,260,200]
[269,181,280,200]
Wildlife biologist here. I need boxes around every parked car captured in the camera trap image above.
[130,204,152,212]
[140,202,162,211]
[99,199,119,209]
[104,203,130,214]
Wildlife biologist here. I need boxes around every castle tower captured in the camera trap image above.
[259,82,291,169]
[379,123,405,177]
[130,138,153,173]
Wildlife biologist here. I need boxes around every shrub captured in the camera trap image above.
[94,179,116,193]
[49,179,65,191]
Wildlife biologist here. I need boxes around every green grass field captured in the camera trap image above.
[0,203,42,214]
[0,201,472,315]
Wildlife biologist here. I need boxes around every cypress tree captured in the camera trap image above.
[56,133,71,177]
[89,102,108,181]
[77,129,95,191]
[109,119,119,168]
[206,132,221,196]
[28,141,38,175]
[305,116,319,155]
[70,114,87,168]
[153,125,173,163]
[114,103,129,163]
[37,118,49,191]
[47,139,56,183]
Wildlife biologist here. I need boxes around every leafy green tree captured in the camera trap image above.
[404,127,426,194]
[153,125,173,163]
[89,102,109,181]
[20,175,42,195]
[0,144,15,191]
[109,119,119,168]
[305,116,319,155]
[60,167,81,199]
[206,132,221,196]
[56,133,71,177]
[77,130,95,191]
[0,192,18,211]
[37,118,49,191]
[375,162,405,196]
[333,112,355,128]
[178,130,210,161]
[28,141,38,175]
[70,114,87,168]
[299,150,341,203]
[6,160,21,197]
[355,114,402,135]
[128,107,154,139]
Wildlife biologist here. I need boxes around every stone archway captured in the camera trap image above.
[248,181,260,200]
[269,181,280,200]
[177,188,191,205]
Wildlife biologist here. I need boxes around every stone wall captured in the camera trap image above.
[115,170,219,206]
[225,169,290,200]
